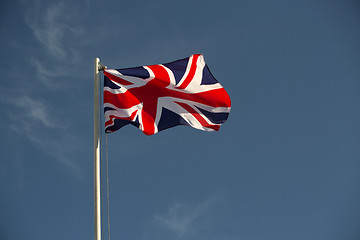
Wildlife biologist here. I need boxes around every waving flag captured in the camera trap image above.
[103,54,231,135]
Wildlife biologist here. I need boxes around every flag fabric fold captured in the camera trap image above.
[103,54,231,135]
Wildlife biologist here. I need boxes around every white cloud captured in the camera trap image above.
[0,91,80,171]
[21,128,79,171]
[155,203,195,236]
[14,95,58,129]
[154,196,220,238]
[0,89,58,131]
[24,2,83,60]
[23,1,86,88]
[1,1,91,173]
[29,58,81,89]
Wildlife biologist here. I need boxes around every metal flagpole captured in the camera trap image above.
[94,57,101,240]
[95,57,109,240]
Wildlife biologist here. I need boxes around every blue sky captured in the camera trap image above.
[1,0,360,240]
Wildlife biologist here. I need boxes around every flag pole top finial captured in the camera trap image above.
[98,62,107,71]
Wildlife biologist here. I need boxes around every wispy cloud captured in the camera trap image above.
[20,127,79,171]
[22,1,86,89]
[0,88,80,171]
[153,196,220,238]
[0,1,93,173]
[29,58,82,89]
[24,2,83,60]
[14,95,59,129]
[155,203,198,236]
[0,88,57,129]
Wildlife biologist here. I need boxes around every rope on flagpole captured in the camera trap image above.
[98,62,110,240]
[100,70,104,240]
[106,134,111,240]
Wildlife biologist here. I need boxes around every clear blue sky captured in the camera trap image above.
[1,0,360,240]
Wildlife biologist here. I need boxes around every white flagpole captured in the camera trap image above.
[94,57,101,240]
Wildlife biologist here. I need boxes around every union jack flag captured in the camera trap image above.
[103,54,231,135]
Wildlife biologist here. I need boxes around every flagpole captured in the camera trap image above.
[94,57,101,240]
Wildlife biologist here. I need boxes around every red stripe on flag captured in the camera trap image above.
[146,65,171,88]
[105,110,138,132]
[104,90,140,109]
[140,99,158,135]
